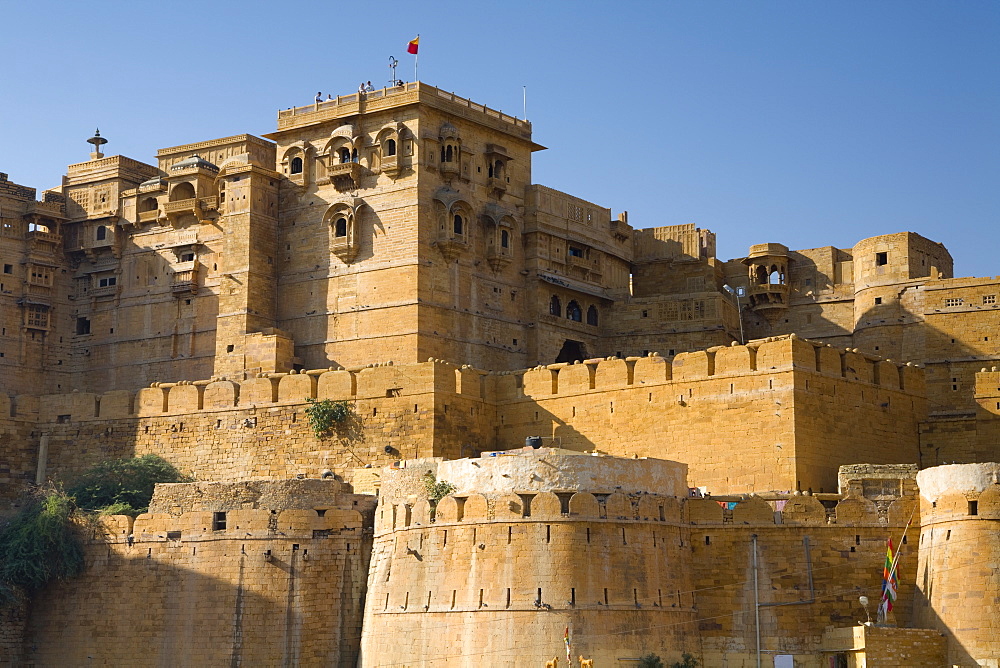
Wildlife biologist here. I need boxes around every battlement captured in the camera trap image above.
[506,335,924,401]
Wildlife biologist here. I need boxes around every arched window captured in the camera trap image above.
[567,300,582,322]
[334,218,348,238]
[386,139,397,157]
[500,229,509,249]
[494,160,504,180]
[587,305,598,326]
[96,225,107,241]
[445,145,453,162]
[339,148,351,164]
[769,267,782,285]
[440,146,446,162]
[170,182,195,202]
[138,197,158,213]
[351,148,359,163]
[488,162,493,178]
[453,214,463,235]
[549,295,561,316]
[290,157,303,174]
[754,265,767,285]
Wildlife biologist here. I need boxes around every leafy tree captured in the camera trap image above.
[67,454,190,516]
[0,489,84,606]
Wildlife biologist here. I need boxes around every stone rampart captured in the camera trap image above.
[0,337,930,497]
[22,480,376,668]
[913,463,1000,667]
[362,452,923,667]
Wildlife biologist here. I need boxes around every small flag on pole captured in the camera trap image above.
[879,538,898,620]
[407,36,419,54]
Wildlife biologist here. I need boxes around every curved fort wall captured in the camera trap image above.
[361,454,923,667]
[913,463,1000,667]
[0,335,928,498]
[360,452,697,666]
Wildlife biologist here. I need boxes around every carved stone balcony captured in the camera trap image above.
[440,161,459,178]
[170,262,198,295]
[487,176,506,197]
[163,197,216,225]
[89,284,118,299]
[137,209,160,224]
[487,247,512,272]
[163,198,197,222]
[432,236,466,261]
[327,162,367,191]
[746,283,790,317]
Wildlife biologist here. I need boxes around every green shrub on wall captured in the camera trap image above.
[304,398,354,438]
[0,489,83,607]
[67,454,191,517]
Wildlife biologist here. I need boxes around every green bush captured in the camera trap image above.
[638,654,664,668]
[67,454,190,516]
[671,654,699,668]
[422,472,457,502]
[0,489,84,606]
[304,398,354,438]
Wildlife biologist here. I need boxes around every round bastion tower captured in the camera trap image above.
[359,449,698,666]
[914,463,1000,668]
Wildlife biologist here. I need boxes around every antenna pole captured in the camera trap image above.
[523,86,526,119]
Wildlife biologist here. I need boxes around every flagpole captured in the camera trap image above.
[414,34,419,82]
[878,505,916,624]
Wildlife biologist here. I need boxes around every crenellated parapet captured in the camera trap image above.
[506,335,924,400]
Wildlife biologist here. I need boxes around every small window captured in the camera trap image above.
[984,295,996,305]
[453,214,463,235]
[875,252,888,266]
[874,297,882,305]
[549,295,561,316]
[97,276,116,288]
[2,264,12,274]
[945,298,964,308]
[339,148,351,164]
[446,145,453,162]
[568,246,584,258]
[212,512,227,531]
[290,156,303,174]
[76,317,91,335]
[642,310,649,318]
[96,225,107,241]
[386,139,397,157]
[26,305,49,329]
[567,300,582,322]
[180,252,195,262]
[587,305,598,326]
[334,218,348,238]
[500,229,509,248]
[969,500,978,516]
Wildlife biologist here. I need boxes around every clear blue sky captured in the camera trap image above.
[2,1,997,275]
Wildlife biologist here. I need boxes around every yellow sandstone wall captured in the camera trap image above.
[22,480,375,668]
[5,336,930,498]
[913,463,1000,668]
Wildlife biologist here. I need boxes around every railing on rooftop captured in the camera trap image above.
[276,82,531,130]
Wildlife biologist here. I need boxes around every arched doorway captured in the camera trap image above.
[555,339,587,364]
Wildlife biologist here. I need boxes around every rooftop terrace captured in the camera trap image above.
[273,81,534,140]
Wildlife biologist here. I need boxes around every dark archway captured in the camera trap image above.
[555,339,586,364]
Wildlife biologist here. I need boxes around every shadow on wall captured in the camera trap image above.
[23,534,364,667]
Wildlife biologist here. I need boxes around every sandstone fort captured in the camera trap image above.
[1,81,998,666]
